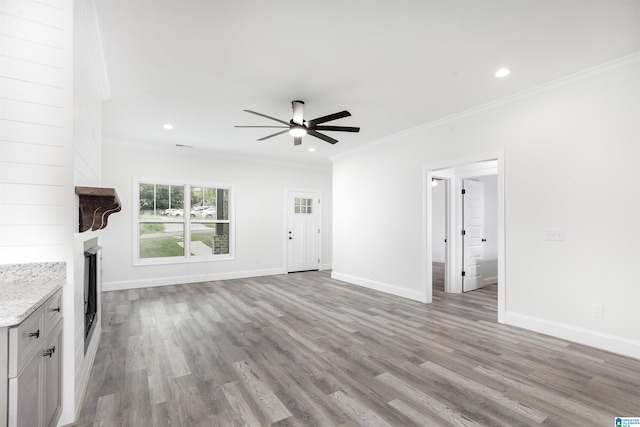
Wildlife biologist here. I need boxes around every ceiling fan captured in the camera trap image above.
[235,100,360,146]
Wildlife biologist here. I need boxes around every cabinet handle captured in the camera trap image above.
[29,330,40,339]
[44,346,55,358]
[52,307,61,312]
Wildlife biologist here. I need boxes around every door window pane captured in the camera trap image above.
[294,197,313,214]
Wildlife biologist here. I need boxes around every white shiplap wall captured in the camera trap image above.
[72,0,109,422]
[1,1,82,425]
[0,0,74,263]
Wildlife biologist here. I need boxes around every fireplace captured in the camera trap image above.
[84,242,101,353]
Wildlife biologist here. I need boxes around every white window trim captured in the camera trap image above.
[132,177,235,266]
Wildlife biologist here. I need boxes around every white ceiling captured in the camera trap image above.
[95,0,640,167]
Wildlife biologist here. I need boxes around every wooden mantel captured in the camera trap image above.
[75,186,122,232]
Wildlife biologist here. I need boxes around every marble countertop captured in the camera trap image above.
[0,262,65,328]
[0,279,64,327]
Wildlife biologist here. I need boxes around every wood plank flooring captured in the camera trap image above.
[74,266,640,426]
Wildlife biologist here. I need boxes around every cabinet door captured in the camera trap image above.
[44,320,63,427]
[8,345,44,427]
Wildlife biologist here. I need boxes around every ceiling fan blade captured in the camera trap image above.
[293,136,302,146]
[257,129,289,141]
[312,125,360,133]
[308,129,338,145]
[307,110,351,126]
[234,125,289,128]
[243,110,290,126]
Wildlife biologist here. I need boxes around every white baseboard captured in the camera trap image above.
[483,276,498,286]
[504,311,640,360]
[319,263,332,271]
[102,267,286,291]
[331,271,426,303]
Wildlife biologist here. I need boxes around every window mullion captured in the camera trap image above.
[184,184,191,259]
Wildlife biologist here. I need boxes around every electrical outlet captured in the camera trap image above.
[591,303,604,318]
[544,229,564,241]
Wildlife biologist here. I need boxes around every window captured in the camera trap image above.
[135,179,233,264]
[294,197,313,214]
[189,186,230,257]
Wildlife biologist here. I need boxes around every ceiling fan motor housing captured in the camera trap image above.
[291,100,305,125]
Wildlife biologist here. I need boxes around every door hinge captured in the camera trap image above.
[461,188,466,195]
[318,228,320,234]
[461,229,466,236]
[318,199,321,204]
[318,258,320,263]
[461,271,466,277]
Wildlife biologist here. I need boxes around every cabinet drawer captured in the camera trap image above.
[8,305,44,378]
[43,289,63,336]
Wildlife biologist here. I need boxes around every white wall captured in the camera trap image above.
[100,141,332,290]
[332,56,640,358]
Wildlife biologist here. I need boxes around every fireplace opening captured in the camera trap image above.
[84,244,101,353]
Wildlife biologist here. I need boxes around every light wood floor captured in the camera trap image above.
[74,266,640,426]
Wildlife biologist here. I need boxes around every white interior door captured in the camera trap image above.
[462,179,485,292]
[287,191,320,272]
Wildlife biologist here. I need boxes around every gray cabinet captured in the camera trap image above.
[3,289,63,427]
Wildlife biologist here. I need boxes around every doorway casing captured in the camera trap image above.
[422,150,506,323]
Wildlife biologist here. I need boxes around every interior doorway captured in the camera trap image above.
[424,152,505,322]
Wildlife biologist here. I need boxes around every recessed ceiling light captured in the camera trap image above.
[308,147,316,152]
[163,123,174,130]
[495,68,511,78]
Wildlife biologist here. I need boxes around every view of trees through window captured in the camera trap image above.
[137,182,231,260]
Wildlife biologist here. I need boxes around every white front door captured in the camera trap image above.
[462,179,485,292]
[287,191,320,272]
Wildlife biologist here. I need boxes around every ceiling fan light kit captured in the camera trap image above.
[235,100,360,146]
[289,125,307,137]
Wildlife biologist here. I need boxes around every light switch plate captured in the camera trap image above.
[544,229,564,241]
